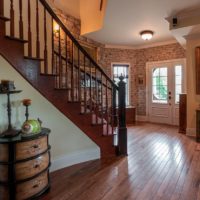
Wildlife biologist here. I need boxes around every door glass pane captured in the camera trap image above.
[160,76,167,85]
[175,65,182,104]
[176,85,182,94]
[153,68,159,77]
[176,94,180,103]
[175,65,182,76]
[153,77,157,85]
[152,67,168,103]
[160,85,167,99]
[160,68,167,76]
[176,76,182,85]
[153,86,159,96]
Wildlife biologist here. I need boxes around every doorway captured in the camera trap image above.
[146,59,186,125]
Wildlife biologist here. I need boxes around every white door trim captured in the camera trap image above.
[146,58,186,123]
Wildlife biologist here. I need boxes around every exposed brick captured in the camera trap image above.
[100,44,186,115]
[49,2,186,116]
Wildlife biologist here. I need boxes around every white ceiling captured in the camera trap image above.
[85,0,200,47]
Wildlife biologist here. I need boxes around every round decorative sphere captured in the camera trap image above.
[21,120,41,134]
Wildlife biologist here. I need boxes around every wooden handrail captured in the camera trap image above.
[0,0,125,154]
[39,0,118,90]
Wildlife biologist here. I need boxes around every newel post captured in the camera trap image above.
[118,75,127,156]
[112,86,118,127]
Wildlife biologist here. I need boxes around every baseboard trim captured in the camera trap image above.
[50,147,100,172]
[136,115,148,122]
[186,128,196,137]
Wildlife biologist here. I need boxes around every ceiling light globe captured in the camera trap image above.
[140,31,154,41]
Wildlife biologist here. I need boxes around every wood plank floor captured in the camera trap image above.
[40,123,200,200]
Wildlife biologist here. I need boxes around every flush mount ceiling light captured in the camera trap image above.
[140,30,154,41]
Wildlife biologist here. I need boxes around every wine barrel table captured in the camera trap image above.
[0,128,51,200]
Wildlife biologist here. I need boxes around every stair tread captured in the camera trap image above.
[24,56,44,61]
[0,15,10,21]
[40,73,58,76]
[68,101,81,104]
[55,88,70,90]
[5,36,28,43]
[92,123,107,126]
[80,112,92,115]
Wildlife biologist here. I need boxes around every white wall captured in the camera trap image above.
[186,34,200,137]
[0,55,100,171]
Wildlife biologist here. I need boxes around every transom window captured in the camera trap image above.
[112,64,129,105]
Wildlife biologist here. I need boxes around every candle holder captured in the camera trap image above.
[22,99,32,121]
[0,80,16,92]
[0,90,22,138]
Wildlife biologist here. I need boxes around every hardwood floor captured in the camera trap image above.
[40,123,200,200]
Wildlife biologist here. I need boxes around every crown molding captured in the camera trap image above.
[105,39,178,50]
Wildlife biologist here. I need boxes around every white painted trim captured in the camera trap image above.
[186,128,196,137]
[136,115,148,122]
[146,58,186,124]
[105,40,177,50]
[50,148,100,172]
[146,58,186,66]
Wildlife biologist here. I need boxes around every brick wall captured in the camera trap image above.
[49,2,186,116]
[100,43,186,115]
[99,48,137,107]
[51,4,104,48]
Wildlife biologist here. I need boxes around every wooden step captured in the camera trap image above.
[80,111,92,115]
[5,36,28,43]
[24,56,44,61]
[0,15,10,21]
[55,88,70,91]
[92,122,106,126]
[40,73,58,77]
[68,101,81,103]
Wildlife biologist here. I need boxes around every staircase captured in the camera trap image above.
[0,0,127,158]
